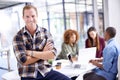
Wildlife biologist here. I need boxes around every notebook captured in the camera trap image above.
[78,47,96,64]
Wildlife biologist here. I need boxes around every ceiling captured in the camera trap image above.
[0,0,33,9]
[0,0,102,10]
[0,2,23,9]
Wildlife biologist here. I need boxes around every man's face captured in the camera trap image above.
[104,31,109,41]
[23,8,38,28]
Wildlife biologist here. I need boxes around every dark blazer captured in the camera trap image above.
[85,37,105,58]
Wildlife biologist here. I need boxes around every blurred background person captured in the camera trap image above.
[57,29,79,62]
[85,27,105,58]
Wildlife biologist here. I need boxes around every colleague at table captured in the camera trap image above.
[85,27,105,58]
[57,29,79,62]
[13,5,71,80]
[83,27,120,80]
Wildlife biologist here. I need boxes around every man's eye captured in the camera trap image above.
[32,15,35,18]
[26,16,29,18]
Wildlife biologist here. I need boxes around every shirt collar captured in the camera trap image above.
[107,38,115,44]
[23,25,40,34]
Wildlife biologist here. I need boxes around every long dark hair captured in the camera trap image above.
[87,27,100,51]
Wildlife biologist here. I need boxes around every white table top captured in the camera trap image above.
[52,59,96,78]
[2,59,96,80]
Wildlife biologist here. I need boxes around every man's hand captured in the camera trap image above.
[23,50,40,65]
[89,60,98,65]
[43,42,53,51]
[26,50,32,56]
[89,59,103,69]
[89,58,103,63]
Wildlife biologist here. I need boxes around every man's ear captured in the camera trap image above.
[22,16,24,19]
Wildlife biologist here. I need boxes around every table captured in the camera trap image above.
[52,59,96,78]
[2,59,96,80]
[0,48,11,71]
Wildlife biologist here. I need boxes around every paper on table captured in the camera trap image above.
[78,47,96,64]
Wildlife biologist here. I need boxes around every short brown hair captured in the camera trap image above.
[63,29,79,44]
[22,5,38,16]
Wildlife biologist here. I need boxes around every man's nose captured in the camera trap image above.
[29,17,33,21]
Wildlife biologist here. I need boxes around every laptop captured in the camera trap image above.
[78,47,96,64]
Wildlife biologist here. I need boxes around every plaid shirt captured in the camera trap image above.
[13,26,57,78]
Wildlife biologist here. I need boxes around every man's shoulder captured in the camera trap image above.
[107,40,119,50]
[14,27,24,37]
[38,26,47,32]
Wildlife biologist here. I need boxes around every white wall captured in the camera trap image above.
[108,0,120,44]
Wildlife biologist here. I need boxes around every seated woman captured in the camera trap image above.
[85,27,105,58]
[57,29,79,62]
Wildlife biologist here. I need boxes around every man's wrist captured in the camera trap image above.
[30,51,33,57]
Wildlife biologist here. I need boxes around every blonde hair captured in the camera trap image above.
[23,5,38,16]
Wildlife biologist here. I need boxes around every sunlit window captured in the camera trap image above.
[0,4,24,49]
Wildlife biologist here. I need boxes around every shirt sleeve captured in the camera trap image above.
[102,46,116,72]
[45,30,57,56]
[57,43,68,59]
[76,43,79,55]
[13,34,27,64]
[62,43,69,54]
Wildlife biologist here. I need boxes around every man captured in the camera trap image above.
[13,5,71,80]
[83,27,120,80]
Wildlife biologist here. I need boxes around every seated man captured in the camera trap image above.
[83,27,120,80]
